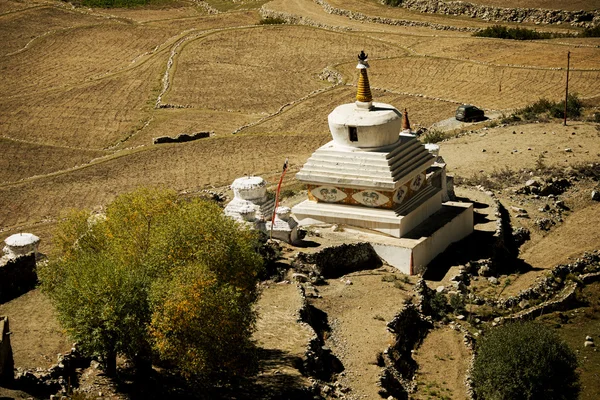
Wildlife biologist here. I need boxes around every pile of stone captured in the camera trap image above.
[516,177,571,197]
[153,131,211,144]
[14,345,90,397]
[397,0,600,27]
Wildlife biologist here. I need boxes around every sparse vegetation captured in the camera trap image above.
[473,25,563,40]
[580,25,600,38]
[420,129,445,144]
[510,94,583,122]
[472,321,580,400]
[259,16,286,25]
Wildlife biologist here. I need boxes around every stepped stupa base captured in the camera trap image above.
[293,201,473,275]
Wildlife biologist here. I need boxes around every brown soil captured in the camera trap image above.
[253,282,313,393]
[0,289,71,369]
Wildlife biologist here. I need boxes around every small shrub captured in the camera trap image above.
[382,0,403,6]
[500,113,521,124]
[472,321,580,400]
[420,129,445,144]
[429,292,449,320]
[449,293,466,315]
[515,94,583,121]
[259,16,285,25]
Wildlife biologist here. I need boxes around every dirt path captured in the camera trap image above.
[412,327,471,399]
[253,282,314,393]
[311,269,411,399]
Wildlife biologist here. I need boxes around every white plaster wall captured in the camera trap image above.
[328,103,402,149]
[371,243,417,275]
[400,191,442,237]
[411,203,474,275]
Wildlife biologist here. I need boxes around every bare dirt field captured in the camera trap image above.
[1,0,600,398]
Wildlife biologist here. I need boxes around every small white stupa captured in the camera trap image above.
[2,233,40,260]
[224,176,300,243]
[224,176,274,223]
[292,52,473,274]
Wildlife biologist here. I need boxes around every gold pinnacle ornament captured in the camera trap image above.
[356,51,372,103]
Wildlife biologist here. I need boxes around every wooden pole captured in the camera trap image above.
[564,51,570,126]
[270,158,288,240]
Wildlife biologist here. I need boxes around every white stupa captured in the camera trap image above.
[292,52,473,274]
[2,233,40,260]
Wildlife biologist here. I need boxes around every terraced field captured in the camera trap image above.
[0,0,598,241]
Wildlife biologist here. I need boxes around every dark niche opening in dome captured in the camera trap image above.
[348,126,358,142]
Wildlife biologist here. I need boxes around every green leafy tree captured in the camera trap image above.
[39,188,263,379]
[472,321,580,400]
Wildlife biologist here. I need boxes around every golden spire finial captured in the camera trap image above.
[356,51,372,105]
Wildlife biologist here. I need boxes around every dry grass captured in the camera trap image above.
[412,327,470,400]
[0,134,329,229]
[0,54,165,149]
[164,25,406,113]
[0,138,108,184]
[406,36,600,70]
[336,56,600,110]
[0,6,104,56]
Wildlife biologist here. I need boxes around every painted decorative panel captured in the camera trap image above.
[311,186,347,203]
[410,172,425,192]
[393,170,429,205]
[393,185,408,204]
[352,190,390,207]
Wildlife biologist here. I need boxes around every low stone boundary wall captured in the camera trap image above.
[397,0,600,28]
[507,281,579,321]
[0,316,14,385]
[294,242,382,279]
[0,254,37,303]
[314,0,475,31]
[153,131,211,144]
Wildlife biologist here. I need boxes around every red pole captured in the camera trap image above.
[564,51,570,126]
[270,158,288,239]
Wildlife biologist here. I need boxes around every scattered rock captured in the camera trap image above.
[585,341,595,347]
[592,190,600,201]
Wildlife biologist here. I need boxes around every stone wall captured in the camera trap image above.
[396,0,600,28]
[0,254,37,303]
[378,301,433,399]
[0,316,14,385]
[153,131,211,144]
[294,243,382,279]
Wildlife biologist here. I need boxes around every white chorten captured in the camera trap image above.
[224,176,300,243]
[224,176,274,223]
[292,52,473,274]
[3,233,40,259]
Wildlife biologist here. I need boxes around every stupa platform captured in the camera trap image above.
[294,201,473,276]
